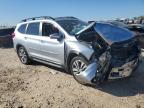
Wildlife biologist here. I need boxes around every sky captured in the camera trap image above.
[0,0,144,26]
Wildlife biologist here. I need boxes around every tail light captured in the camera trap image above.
[12,32,15,38]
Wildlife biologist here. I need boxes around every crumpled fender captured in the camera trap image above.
[74,60,97,84]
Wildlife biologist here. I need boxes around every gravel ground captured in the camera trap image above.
[0,48,144,108]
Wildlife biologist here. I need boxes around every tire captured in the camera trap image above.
[70,56,89,85]
[17,46,30,65]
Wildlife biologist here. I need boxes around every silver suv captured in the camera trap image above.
[13,16,140,85]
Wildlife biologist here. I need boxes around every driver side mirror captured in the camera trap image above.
[50,33,61,39]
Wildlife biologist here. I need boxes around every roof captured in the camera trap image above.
[21,16,79,23]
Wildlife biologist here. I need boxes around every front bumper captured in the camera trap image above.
[74,58,139,85]
[108,58,139,80]
[74,59,110,85]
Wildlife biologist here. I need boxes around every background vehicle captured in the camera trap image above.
[0,28,15,48]
[107,20,129,28]
[127,24,144,48]
[13,16,140,85]
[108,21,144,49]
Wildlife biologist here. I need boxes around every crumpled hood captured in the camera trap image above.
[76,22,135,45]
[94,22,135,45]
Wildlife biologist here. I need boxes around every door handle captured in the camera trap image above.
[41,40,45,43]
[24,37,27,39]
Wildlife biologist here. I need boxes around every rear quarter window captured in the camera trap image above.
[26,22,40,35]
[18,24,27,34]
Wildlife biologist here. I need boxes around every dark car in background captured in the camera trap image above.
[0,27,15,48]
[127,24,144,48]
[107,21,144,49]
[127,24,144,34]
[107,21,129,28]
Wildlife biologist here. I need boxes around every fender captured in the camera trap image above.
[65,50,94,72]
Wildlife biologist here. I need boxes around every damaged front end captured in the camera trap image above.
[74,51,111,85]
[108,38,140,79]
[74,22,140,85]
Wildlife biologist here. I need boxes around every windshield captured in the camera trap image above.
[56,19,88,35]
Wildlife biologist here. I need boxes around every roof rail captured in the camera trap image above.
[62,16,78,19]
[21,16,55,22]
[55,16,78,20]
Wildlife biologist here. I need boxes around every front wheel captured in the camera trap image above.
[70,56,89,85]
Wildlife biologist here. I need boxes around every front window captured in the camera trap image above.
[56,19,88,35]
[42,23,59,37]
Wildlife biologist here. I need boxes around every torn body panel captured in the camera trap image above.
[75,50,111,84]
[109,58,139,79]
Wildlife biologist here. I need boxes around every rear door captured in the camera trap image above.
[25,22,42,58]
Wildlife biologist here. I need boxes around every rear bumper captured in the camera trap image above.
[108,58,139,79]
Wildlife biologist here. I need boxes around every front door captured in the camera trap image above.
[40,22,64,65]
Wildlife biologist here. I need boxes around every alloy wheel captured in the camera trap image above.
[18,47,28,64]
[72,59,87,75]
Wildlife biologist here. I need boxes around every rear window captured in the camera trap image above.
[26,22,40,35]
[18,24,27,34]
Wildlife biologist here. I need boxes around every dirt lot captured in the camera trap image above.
[0,48,144,108]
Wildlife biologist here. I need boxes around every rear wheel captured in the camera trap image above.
[17,46,30,65]
[70,56,88,85]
